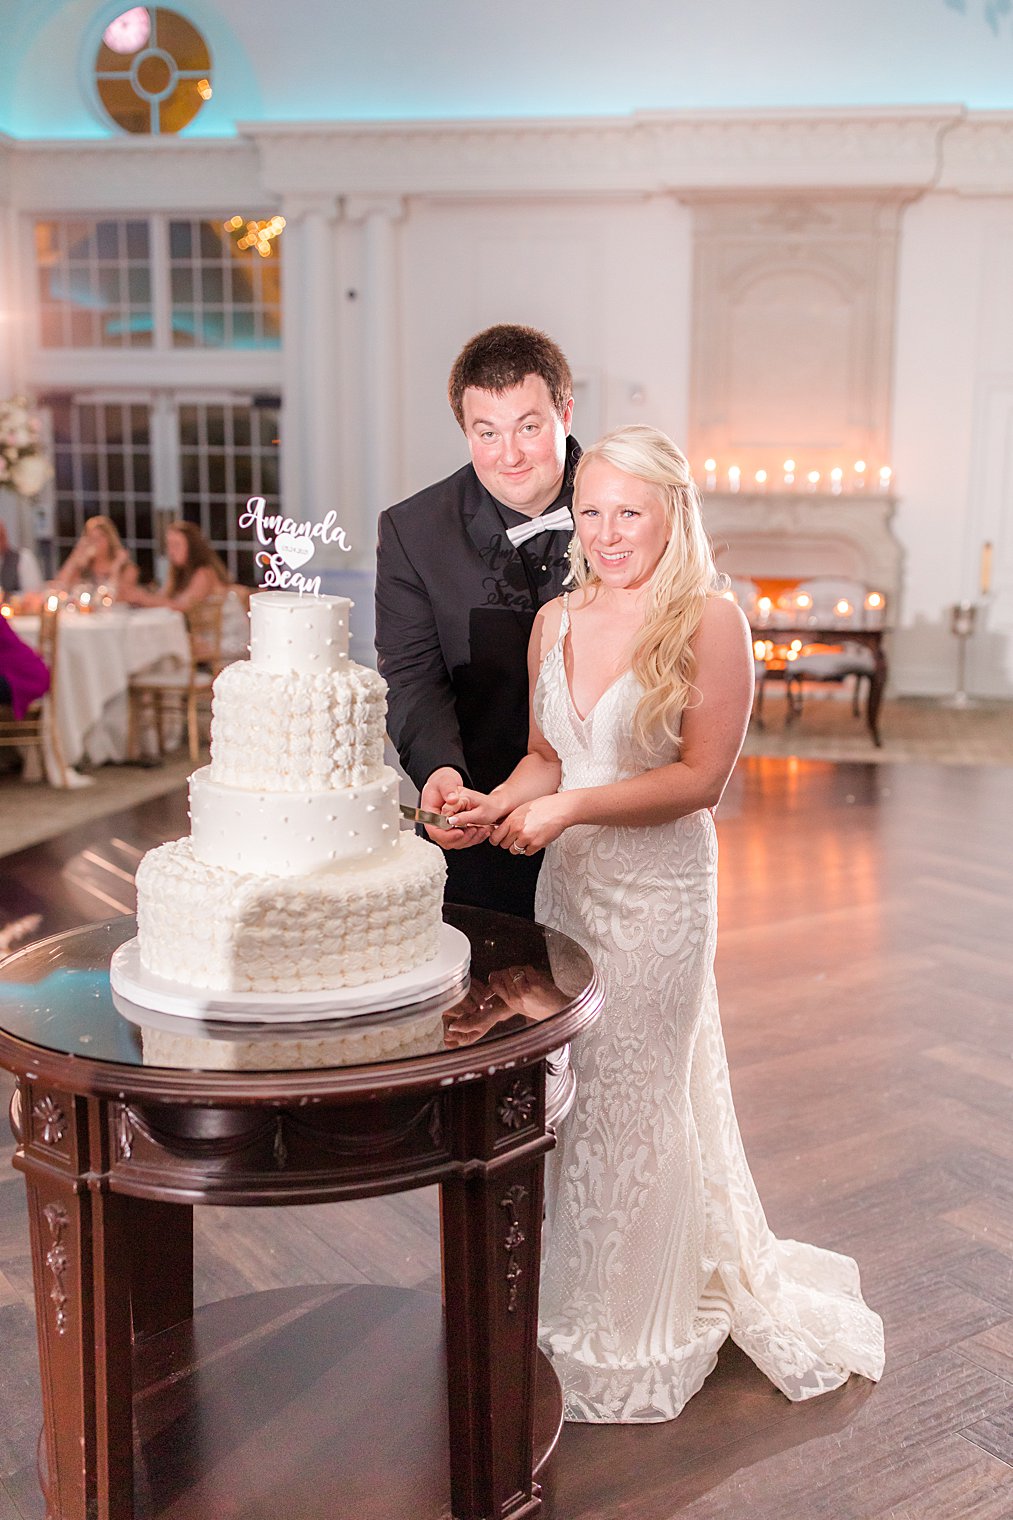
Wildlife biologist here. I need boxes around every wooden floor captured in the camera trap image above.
[1,757,1012,1518]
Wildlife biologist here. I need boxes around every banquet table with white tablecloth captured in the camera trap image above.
[11,607,189,785]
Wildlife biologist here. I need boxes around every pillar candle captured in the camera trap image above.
[980,541,993,598]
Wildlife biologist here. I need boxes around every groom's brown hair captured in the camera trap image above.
[448,324,573,428]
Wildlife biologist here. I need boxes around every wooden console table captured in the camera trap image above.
[0,907,603,1520]
[751,624,888,746]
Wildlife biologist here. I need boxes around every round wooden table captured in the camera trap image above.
[0,906,603,1520]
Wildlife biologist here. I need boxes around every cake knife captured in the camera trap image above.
[399,804,462,830]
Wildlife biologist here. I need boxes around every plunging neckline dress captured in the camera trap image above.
[533,596,884,1422]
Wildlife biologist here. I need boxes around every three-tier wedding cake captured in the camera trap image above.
[129,590,447,998]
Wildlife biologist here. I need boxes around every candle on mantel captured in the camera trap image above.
[45,593,61,613]
[783,458,796,487]
[704,458,717,490]
[807,470,821,492]
[980,541,993,598]
[865,591,885,627]
[728,466,741,493]
[853,460,867,491]
[878,466,893,494]
[830,467,844,495]
[754,469,768,492]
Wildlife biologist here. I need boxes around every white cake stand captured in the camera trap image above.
[109,923,471,1025]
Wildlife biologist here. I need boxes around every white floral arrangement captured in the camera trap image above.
[0,395,54,498]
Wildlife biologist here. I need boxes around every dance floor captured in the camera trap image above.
[0,757,1011,1517]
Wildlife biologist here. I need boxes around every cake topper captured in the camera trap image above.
[239,496,351,597]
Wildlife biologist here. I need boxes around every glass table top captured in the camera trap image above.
[0,909,595,1075]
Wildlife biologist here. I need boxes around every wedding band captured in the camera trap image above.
[511,842,525,854]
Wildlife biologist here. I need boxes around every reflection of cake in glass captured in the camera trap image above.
[133,591,446,995]
[136,1000,450,1071]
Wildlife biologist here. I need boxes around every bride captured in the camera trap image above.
[445,424,885,1423]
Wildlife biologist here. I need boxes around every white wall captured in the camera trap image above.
[396,195,692,495]
[892,193,1013,694]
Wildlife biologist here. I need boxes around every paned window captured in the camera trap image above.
[169,221,282,349]
[34,216,283,351]
[178,399,281,584]
[44,394,280,586]
[36,220,152,349]
[94,7,213,136]
[48,399,157,580]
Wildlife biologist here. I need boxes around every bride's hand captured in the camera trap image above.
[490,795,575,856]
[442,787,504,829]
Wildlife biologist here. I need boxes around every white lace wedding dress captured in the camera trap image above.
[534,598,885,1423]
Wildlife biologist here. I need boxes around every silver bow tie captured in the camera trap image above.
[505,505,574,548]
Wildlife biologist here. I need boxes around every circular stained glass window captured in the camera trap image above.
[94,8,213,135]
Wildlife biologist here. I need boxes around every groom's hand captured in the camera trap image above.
[421,767,489,850]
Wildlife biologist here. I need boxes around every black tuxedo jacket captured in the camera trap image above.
[375,438,580,918]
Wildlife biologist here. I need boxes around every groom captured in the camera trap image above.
[375,324,580,919]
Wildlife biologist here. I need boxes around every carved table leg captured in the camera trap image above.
[868,642,887,747]
[19,1090,137,1520]
[440,1067,553,1520]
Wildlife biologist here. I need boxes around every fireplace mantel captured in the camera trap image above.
[701,492,903,607]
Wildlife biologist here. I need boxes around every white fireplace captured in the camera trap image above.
[701,492,904,616]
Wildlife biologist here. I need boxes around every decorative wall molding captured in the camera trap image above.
[4,138,266,211]
[937,114,1013,194]
[4,108,1013,208]
[689,195,902,473]
[243,109,962,198]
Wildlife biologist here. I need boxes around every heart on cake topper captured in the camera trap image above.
[274,533,315,571]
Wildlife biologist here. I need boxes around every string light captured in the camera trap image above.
[224,213,287,258]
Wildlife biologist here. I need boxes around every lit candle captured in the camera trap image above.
[46,593,61,613]
[0,604,11,620]
[757,595,772,623]
[980,541,993,598]
[830,467,844,495]
[807,470,821,491]
[704,458,717,490]
[853,459,867,491]
[834,598,853,619]
[728,465,741,493]
[795,591,813,614]
[754,469,768,491]
[878,465,893,493]
[864,590,885,627]
[783,458,796,487]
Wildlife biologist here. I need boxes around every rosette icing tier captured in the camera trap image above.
[136,833,444,992]
[134,590,447,995]
[209,661,387,793]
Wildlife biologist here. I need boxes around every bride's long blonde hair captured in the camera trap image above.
[567,425,724,754]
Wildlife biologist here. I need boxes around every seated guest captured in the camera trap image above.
[52,515,139,599]
[0,521,44,596]
[125,521,250,660]
[126,521,232,613]
[0,615,50,716]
